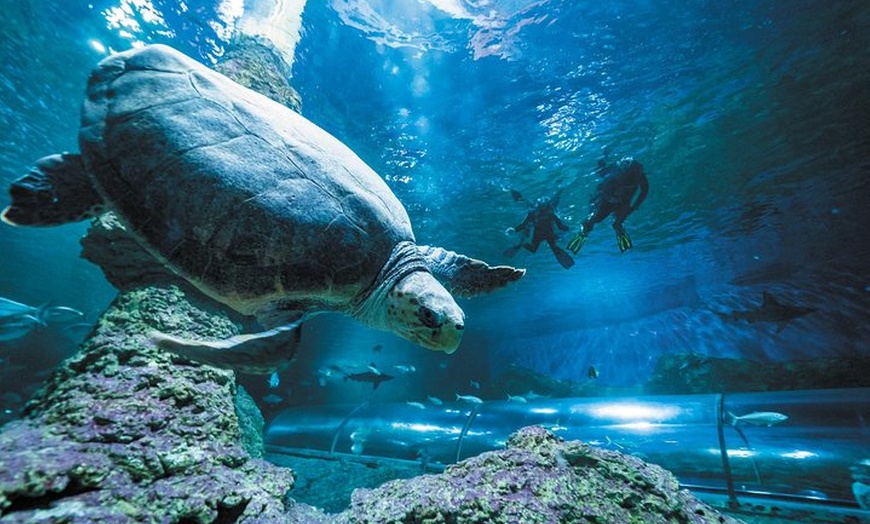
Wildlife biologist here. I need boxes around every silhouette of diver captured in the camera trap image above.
[505,189,575,269]
[566,155,649,254]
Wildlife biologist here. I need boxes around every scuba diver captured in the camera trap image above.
[505,189,575,269]
[566,155,649,254]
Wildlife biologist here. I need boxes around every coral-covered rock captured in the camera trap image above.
[0,286,294,522]
[235,386,266,459]
[343,425,743,524]
[214,34,302,113]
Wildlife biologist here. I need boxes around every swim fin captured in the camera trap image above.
[616,229,633,252]
[566,231,588,254]
[552,246,575,269]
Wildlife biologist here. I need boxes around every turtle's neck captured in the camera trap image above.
[351,241,428,328]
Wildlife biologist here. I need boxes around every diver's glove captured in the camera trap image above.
[616,229,633,253]
[566,231,588,254]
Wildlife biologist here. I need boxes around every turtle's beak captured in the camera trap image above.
[386,271,466,354]
[418,300,465,354]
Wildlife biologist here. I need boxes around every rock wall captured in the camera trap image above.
[0,286,294,522]
[342,425,743,524]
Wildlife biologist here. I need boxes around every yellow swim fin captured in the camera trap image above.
[566,231,588,254]
[616,229,633,252]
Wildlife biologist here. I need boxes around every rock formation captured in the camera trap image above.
[341,425,742,524]
[0,286,294,522]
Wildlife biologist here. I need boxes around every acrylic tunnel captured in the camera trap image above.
[265,388,870,513]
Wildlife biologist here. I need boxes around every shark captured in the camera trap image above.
[344,370,395,390]
[718,291,816,332]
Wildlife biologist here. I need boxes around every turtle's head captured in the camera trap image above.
[386,271,465,354]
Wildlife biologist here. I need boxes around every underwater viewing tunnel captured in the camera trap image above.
[265,388,870,515]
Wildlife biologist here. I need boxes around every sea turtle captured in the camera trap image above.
[2,44,524,373]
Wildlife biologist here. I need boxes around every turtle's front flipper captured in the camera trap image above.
[2,154,103,226]
[417,245,525,298]
[151,322,302,375]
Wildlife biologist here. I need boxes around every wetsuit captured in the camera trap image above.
[567,157,649,254]
[505,194,574,269]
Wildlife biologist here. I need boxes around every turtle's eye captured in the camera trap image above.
[416,306,440,328]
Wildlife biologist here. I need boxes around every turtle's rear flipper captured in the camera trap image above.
[151,322,302,375]
[2,154,103,226]
[417,245,525,298]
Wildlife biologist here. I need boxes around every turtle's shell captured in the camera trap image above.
[79,45,413,314]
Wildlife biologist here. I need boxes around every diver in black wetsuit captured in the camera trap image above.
[566,156,649,254]
[505,189,575,269]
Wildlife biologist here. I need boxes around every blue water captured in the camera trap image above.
[1,1,868,412]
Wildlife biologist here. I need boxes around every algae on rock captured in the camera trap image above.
[342,426,745,524]
[0,285,294,522]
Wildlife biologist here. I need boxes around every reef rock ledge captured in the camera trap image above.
[340,424,743,524]
[0,286,294,523]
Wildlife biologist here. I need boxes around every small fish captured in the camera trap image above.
[469,380,481,390]
[367,363,382,376]
[852,482,869,509]
[268,371,280,389]
[456,393,483,404]
[605,435,638,450]
[0,297,38,321]
[393,364,416,374]
[372,344,383,352]
[587,365,599,379]
[0,314,41,342]
[427,395,443,405]
[316,367,336,387]
[350,428,369,442]
[406,401,426,410]
[727,411,788,427]
[262,394,283,405]
[415,448,430,463]
[318,367,337,378]
[524,390,550,400]
[40,305,84,324]
[350,428,369,455]
[344,371,395,390]
[798,489,828,500]
[507,394,527,404]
